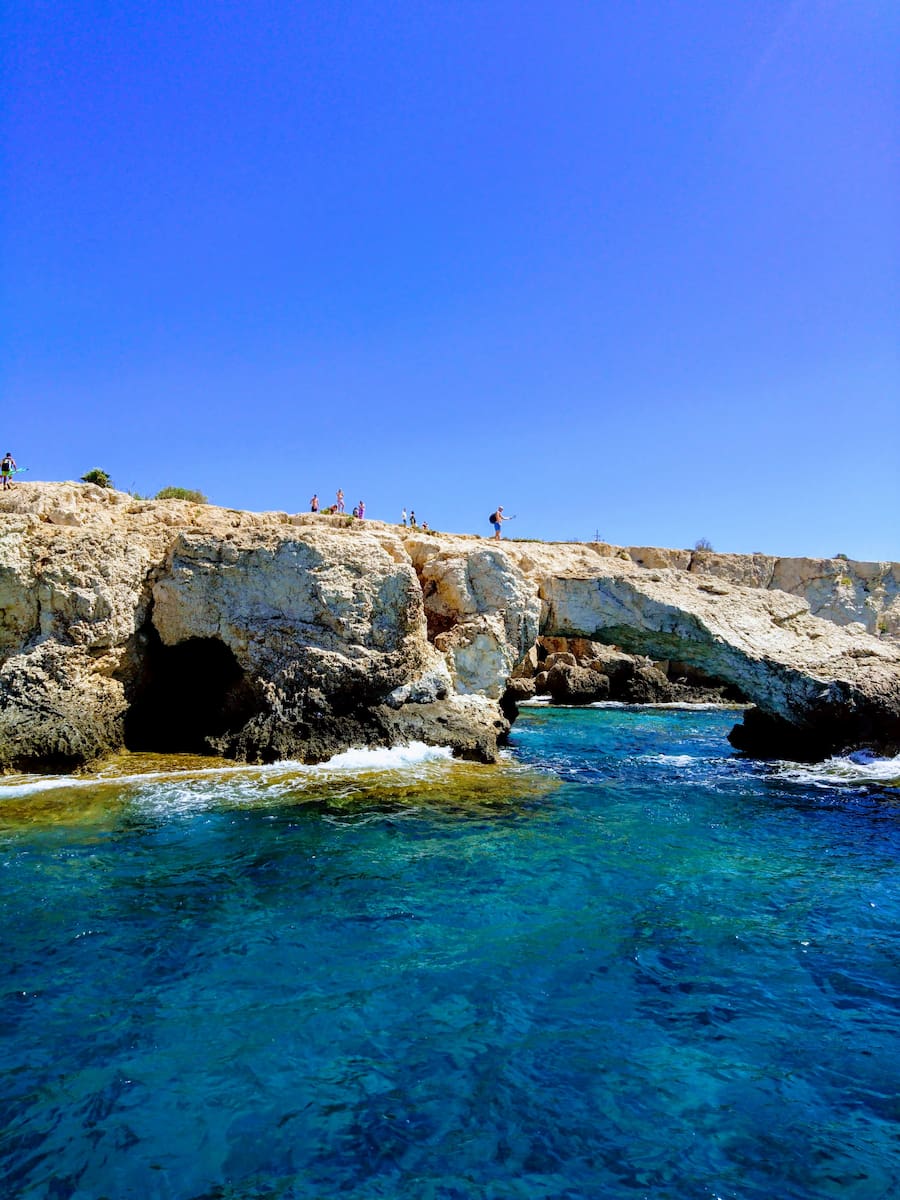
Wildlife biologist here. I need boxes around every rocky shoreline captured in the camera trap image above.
[1,483,898,772]
[501,636,746,717]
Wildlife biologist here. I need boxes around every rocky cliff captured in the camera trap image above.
[624,546,900,639]
[1,483,898,771]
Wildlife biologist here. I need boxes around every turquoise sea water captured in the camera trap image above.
[1,706,899,1200]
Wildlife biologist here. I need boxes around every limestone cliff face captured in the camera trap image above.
[404,534,900,759]
[626,547,900,637]
[0,485,503,769]
[0,482,898,770]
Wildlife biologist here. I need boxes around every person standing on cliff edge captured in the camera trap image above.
[489,506,514,539]
[1,452,17,490]
[336,489,345,513]
[310,493,319,512]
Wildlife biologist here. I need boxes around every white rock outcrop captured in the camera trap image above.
[628,545,900,637]
[407,533,900,758]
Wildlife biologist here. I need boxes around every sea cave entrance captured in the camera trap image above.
[124,632,261,754]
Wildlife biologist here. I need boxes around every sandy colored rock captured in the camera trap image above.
[0,485,504,768]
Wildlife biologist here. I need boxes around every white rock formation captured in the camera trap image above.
[628,545,900,637]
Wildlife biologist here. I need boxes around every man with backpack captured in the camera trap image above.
[489,506,513,540]
[1,451,17,490]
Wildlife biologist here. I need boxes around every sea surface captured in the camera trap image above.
[1,706,899,1200]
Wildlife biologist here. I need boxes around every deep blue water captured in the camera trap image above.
[1,707,899,1200]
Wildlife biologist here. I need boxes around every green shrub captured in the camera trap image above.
[155,486,208,503]
[81,468,113,489]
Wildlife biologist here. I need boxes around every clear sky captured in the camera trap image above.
[2,1,897,559]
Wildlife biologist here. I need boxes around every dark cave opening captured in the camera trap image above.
[124,631,262,754]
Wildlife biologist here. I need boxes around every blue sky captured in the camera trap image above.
[1,1,897,559]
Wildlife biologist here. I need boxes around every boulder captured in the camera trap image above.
[544,651,577,671]
[538,636,569,657]
[587,648,636,689]
[546,663,611,704]
[622,665,673,704]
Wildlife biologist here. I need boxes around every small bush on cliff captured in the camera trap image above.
[694,537,713,552]
[81,468,113,489]
[155,486,208,504]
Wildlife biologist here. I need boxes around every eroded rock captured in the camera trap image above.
[0,483,898,769]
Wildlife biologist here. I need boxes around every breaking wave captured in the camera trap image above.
[0,741,456,803]
[773,750,900,790]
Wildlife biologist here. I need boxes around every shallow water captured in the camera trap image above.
[1,709,899,1199]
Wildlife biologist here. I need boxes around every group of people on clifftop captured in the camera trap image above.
[305,491,515,539]
[3,463,518,540]
[309,490,366,519]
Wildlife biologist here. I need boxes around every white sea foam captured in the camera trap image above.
[640,754,698,767]
[587,701,743,711]
[518,697,740,711]
[0,775,86,799]
[0,742,458,804]
[773,751,900,790]
[319,742,453,771]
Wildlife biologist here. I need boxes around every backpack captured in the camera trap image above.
[489,511,498,524]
